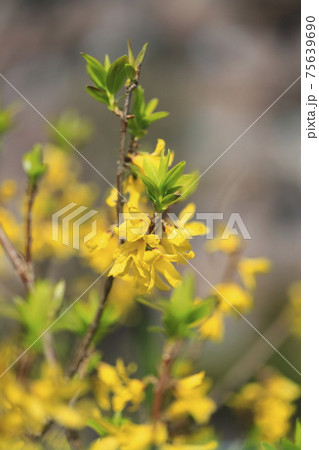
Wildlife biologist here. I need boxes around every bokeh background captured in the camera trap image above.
[0,0,300,447]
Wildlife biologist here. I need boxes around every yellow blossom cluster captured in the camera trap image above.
[166,371,216,424]
[94,359,145,412]
[230,373,300,443]
[90,361,217,450]
[199,253,271,342]
[86,140,206,294]
[0,144,98,263]
[0,357,91,443]
[288,281,301,337]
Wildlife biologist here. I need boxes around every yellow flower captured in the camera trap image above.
[166,372,216,424]
[0,207,20,254]
[129,138,174,174]
[230,373,300,443]
[0,179,17,203]
[91,422,167,450]
[214,283,253,314]
[199,309,224,342]
[165,203,207,245]
[109,214,186,293]
[83,230,119,273]
[96,359,145,412]
[106,175,147,210]
[0,362,90,437]
[238,257,271,290]
[205,224,241,254]
[288,281,301,337]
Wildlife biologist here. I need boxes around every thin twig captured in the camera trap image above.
[152,341,181,421]
[0,223,33,291]
[67,276,114,378]
[116,66,141,219]
[65,429,83,450]
[25,184,36,264]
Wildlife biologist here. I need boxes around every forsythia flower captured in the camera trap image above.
[198,283,252,342]
[214,283,253,314]
[238,257,271,290]
[83,230,119,273]
[109,212,182,294]
[0,179,17,203]
[95,359,145,412]
[205,224,241,254]
[90,422,168,450]
[0,207,20,256]
[230,373,300,443]
[199,309,225,342]
[166,371,216,424]
[164,202,207,248]
[129,138,174,174]
[288,281,301,337]
[106,175,147,211]
[108,201,206,293]
[0,362,90,438]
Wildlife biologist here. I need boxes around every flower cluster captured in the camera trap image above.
[230,373,300,443]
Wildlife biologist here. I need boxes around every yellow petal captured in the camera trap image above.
[91,437,119,450]
[143,234,160,247]
[153,138,166,155]
[106,189,118,207]
[199,310,224,342]
[178,203,196,224]
[155,259,182,288]
[185,221,207,236]
[215,283,253,314]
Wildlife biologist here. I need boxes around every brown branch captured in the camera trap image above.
[0,223,33,291]
[116,66,141,219]
[152,341,181,421]
[67,276,114,378]
[25,184,36,264]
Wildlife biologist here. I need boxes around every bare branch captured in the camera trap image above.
[67,276,114,378]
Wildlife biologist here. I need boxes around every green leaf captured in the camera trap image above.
[146,111,169,124]
[160,194,180,210]
[162,161,186,191]
[86,86,109,105]
[0,96,18,136]
[261,444,276,450]
[106,55,128,94]
[135,43,148,66]
[132,86,146,120]
[143,157,159,183]
[23,144,47,186]
[104,54,111,71]
[281,440,299,450]
[81,53,107,89]
[53,290,117,342]
[50,110,93,149]
[145,98,159,115]
[178,170,200,200]
[125,63,136,80]
[157,150,170,185]
[136,297,164,312]
[87,419,108,437]
[139,174,160,199]
[127,39,135,65]
[13,280,65,350]
[294,420,301,447]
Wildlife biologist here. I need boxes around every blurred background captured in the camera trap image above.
[0,0,300,447]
